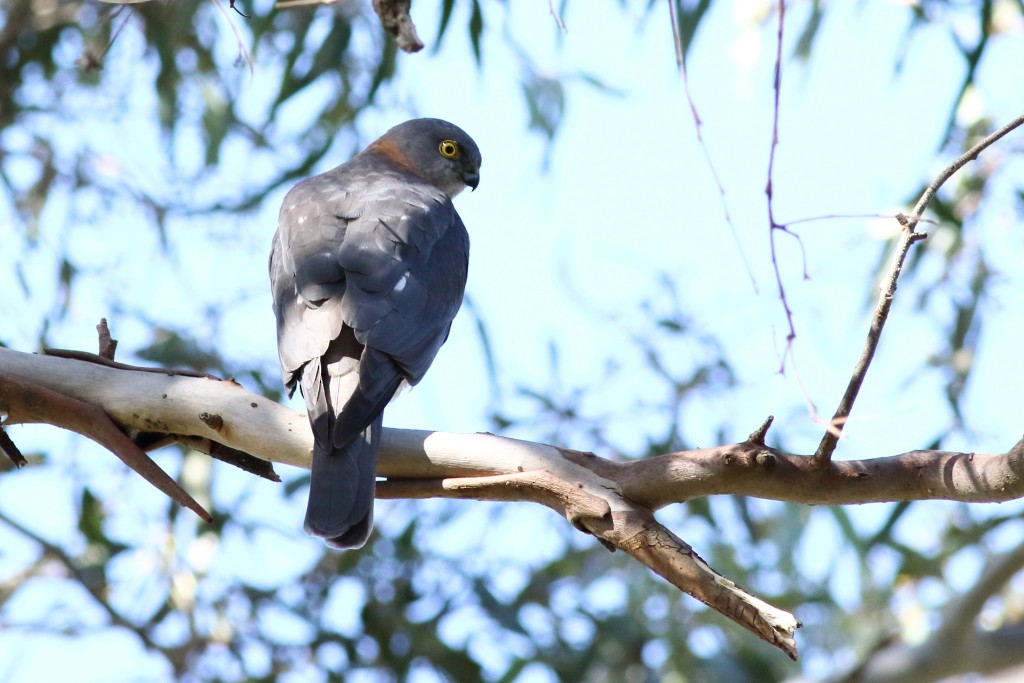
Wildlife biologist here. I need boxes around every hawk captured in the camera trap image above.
[269,118,481,548]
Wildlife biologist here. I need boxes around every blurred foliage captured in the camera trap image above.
[1,0,1023,682]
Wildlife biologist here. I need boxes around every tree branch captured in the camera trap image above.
[0,345,803,656]
[596,440,1024,510]
[8,345,1024,658]
[8,344,1024,655]
[371,0,424,53]
[0,370,211,523]
[766,0,801,368]
[814,111,1024,465]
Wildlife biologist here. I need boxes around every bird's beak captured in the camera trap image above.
[463,171,480,191]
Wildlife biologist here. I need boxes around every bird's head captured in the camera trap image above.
[370,118,482,198]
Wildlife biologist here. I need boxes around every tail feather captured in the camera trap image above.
[332,348,404,449]
[304,412,381,549]
[300,341,400,550]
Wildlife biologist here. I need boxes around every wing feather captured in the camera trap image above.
[270,156,470,548]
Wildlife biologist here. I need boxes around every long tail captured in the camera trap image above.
[304,411,382,549]
[300,344,401,549]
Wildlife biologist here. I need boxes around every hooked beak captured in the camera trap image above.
[462,170,480,191]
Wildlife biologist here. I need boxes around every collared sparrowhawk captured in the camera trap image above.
[269,118,481,548]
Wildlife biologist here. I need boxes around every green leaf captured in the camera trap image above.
[793,0,823,60]
[434,0,457,49]
[468,0,484,64]
[78,488,106,545]
[521,72,565,142]
[135,327,225,373]
[672,0,712,61]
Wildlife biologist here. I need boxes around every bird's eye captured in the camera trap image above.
[438,140,459,158]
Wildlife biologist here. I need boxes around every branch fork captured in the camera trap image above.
[377,430,801,658]
[8,340,1024,658]
[0,341,801,657]
[809,113,1024,465]
[5,104,1024,656]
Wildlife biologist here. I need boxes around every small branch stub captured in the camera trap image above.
[372,0,425,52]
[748,415,774,445]
[200,412,225,431]
[97,318,118,360]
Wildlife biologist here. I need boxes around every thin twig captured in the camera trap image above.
[781,212,937,228]
[812,228,926,464]
[813,112,1024,465]
[548,0,567,33]
[228,0,251,18]
[910,112,1024,225]
[274,0,335,6]
[76,4,131,71]
[667,0,758,294]
[667,0,684,66]
[209,0,253,74]
[42,348,217,379]
[172,435,281,482]
[765,0,797,371]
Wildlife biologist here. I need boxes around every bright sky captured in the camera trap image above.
[2,0,1024,680]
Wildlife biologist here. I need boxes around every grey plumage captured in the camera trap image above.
[269,118,481,548]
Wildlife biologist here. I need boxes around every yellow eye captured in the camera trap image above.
[439,140,459,158]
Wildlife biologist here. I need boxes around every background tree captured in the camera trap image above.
[1,0,1023,681]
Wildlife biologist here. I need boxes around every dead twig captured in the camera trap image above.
[765,0,801,373]
[209,0,253,73]
[780,212,937,229]
[747,415,774,445]
[97,318,118,360]
[667,0,758,294]
[228,0,250,18]
[371,0,424,53]
[814,111,1024,465]
[42,347,218,379]
[548,0,567,33]
[607,510,799,660]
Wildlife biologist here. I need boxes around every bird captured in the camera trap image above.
[269,118,481,549]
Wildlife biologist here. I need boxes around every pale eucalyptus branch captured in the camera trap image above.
[5,344,1024,659]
